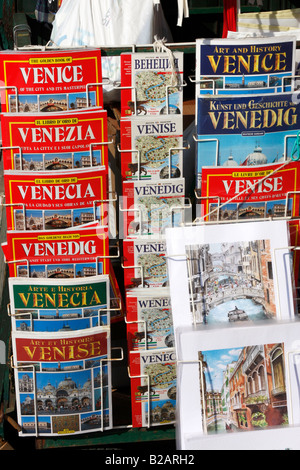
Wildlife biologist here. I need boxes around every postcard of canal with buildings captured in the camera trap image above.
[186,238,276,325]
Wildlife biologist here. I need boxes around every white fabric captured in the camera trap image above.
[50,0,172,97]
[177,0,189,27]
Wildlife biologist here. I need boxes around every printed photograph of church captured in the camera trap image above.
[198,343,288,434]
[186,238,276,324]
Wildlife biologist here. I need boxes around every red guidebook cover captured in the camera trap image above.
[3,222,110,277]
[0,48,103,113]
[3,166,108,231]
[0,108,108,171]
[200,161,300,222]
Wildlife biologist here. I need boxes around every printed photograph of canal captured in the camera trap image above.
[198,343,288,434]
[186,238,276,324]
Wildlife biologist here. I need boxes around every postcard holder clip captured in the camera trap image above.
[167,143,190,179]
[117,145,143,180]
[10,358,38,436]
[284,133,298,161]
[113,85,137,115]
[127,366,151,429]
[285,191,300,217]
[177,358,207,433]
[85,79,111,105]
[0,145,23,166]
[121,258,145,287]
[93,193,118,223]
[188,77,216,94]
[99,347,124,431]
[273,245,299,320]
[119,203,142,237]
[283,75,299,91]
[171,197,192,227]
[193,135,219,166]
[124,316,148,351]
[2,202,26,229]
[90,140,113,167]
[0,86,19,111]
[291,131,300,161]
[165,252,199,326]
[194,194,221,221]
[165,79,187,114]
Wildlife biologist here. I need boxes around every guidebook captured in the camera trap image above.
[200,160,300,222]
[120,115,183,181]
[0,48,103,113]
[120,51,184,117]
[121,178,185,237]
[129,347,176,428]
[122,237,168,290]
[3,222,110,278]
[195,92,300,190]
[165,220,296,331]
[0,108,108,172]
[11,326,112,436]
[9,275,110,333]
[176,320,300,449]
[3,166,108,231]
[195,36,296,103]
[126,287,174,351]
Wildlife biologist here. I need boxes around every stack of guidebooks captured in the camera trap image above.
[164,35,300,450]
[0,47,122,437]
[119,49,186,428]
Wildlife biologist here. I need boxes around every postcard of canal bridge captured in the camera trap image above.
[166,220,295,331]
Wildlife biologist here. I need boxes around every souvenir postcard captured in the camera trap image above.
[9,274,110,333]
[120,51,184,117]
[165,220,296,331]
[0,108,108,172]
[129,347,176,428]
[12,326,112,436]
[121,178,185,237]
[195,93,300,189]
[200,160,300,221]
[126,287,174,351]
[176,320,300,449]
[122,237,168,289]
[195,36,296,102]
[0,48,103,113]
[120,115,183,181]
[3,166,108,231]
[289,220,300,315]
[3,222,110,278]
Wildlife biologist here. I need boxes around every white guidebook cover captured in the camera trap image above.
[176,320,300,450]
[126,287,174,351]
[122,237,168,290]
[120,115,183,181]
[122,178,185,237]
[165,220,295,332]
[129,347,176,428]
[121,51,184,117]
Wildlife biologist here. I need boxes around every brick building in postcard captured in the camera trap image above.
[228,343,288,432]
